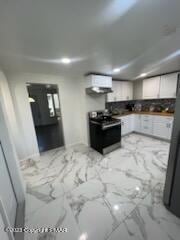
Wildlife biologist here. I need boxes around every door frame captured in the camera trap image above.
[0,142,18,224]
[0,103,25,240]
[0,199,15,240]
[26,82,65,152]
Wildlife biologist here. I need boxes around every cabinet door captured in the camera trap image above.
[116,81,123,101]
[120,117,126,136]
[107,81,132,102]
[107,81,120,102]
[134,114,141,132]
[160,73,178,98]
[153,116,174,140]
[107,81,116,102]
[143,77,160,99]
[153,122,169,139]
[130,114,135,132]
[106,91,115,102]
[141,115,153,135]
[121,116,132,136]
[122,82,133,100]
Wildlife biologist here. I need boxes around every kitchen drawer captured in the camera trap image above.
[153,115,173,123]
[141,115,153,121]
[141,115,153,135]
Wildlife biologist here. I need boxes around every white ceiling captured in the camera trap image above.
[0,0,180,79]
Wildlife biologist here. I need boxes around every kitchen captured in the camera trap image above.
[0,1,180,240]
[86,73,176,155]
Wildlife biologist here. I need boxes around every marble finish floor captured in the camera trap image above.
[21,133,180,240]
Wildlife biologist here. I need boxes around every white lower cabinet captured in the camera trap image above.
[133,114,141,132]
[140,115,153,135]
[115,114,173,140]
[153,116,174,140]
[116,115,132,136]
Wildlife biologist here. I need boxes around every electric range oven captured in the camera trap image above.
[89,110,121,154]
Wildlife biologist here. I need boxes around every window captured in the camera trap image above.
[53,93,60,117]
[47,93,55,117]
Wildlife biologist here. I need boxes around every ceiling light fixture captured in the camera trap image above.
[135,186,140,192]
[79,232,88,240]
[113,68,121,73]
[113,204,120,211]
[140,73,147,77]
[61,57,71,64]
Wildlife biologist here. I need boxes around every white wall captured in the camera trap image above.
[4,73,106,160]
[6,73,84,160]
[0,71,23,158]
[0,74,25,204]
[79,79,106,145]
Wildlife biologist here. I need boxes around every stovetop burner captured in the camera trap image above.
[90,115,120,126]
[96,117,118,123]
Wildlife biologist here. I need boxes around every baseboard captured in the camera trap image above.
[132,131,170,142]
[65,141,86,149]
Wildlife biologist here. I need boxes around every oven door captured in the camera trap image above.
[102,123,121,148]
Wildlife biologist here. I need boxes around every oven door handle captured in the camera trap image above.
[102,122,121,130]
[90,120,101,125]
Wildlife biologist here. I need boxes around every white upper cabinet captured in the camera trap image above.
[143,76,161,99]
[122,81,133,100]
[159,73,178,98]
[116,81,123,101]
[107,81,133,102]
[108,73,178,102]
[142,73,178,100]
[107,81,121,102]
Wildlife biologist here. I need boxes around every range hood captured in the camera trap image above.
[85,74,112,94]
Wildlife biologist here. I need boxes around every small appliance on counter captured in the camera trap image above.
[134,103,142,112]
[89,110,121,154]
[166,103,175,113]
[126,103,134,112]
[149,104,155,112]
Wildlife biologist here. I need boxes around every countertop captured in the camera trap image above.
[113,111,174,117]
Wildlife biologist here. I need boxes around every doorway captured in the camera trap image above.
[27,84,64,152]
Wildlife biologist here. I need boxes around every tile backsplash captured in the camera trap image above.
[106,98,176,114]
